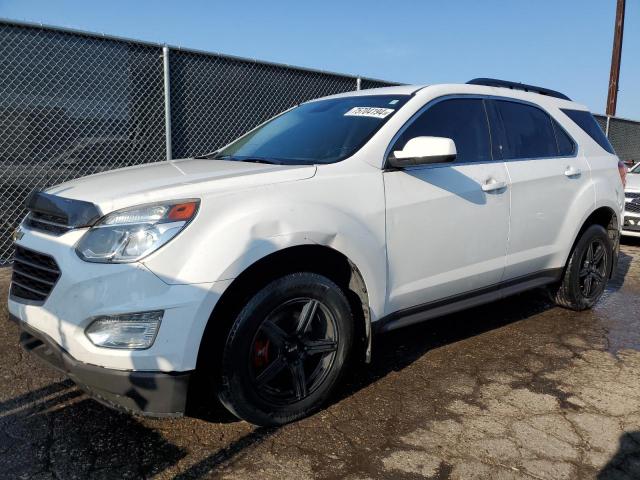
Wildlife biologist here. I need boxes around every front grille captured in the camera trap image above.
[623,217,640,232]
[625,201,640,214]
[26,211,72,235]
[11,246,61,303]
[626,192,640,200]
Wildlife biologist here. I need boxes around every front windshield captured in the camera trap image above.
[209,95,409,165]
[631,163,640,174]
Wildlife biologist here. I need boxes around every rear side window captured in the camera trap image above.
[561,109,615,154]
[494,100,557,159]
[551,119,576,156]
[393,98,492,163]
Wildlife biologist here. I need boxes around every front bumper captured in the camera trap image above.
[13,314,191,416]
[622,211,640,237]
[623,190,640,237]
[8,227,231,371]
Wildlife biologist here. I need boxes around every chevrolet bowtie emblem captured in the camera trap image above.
[12,227,24,242]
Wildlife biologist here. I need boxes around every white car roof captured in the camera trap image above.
[309,85,427,101]
[310,83,587,112]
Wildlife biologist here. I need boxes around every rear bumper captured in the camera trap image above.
[13,314,191,417]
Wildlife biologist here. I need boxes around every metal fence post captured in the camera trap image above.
[163,45,173,160]
[356,77,361,91]
[605,115,611,137]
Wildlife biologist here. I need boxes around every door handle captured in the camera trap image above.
[564,166,582,177]
[481,179,507,192]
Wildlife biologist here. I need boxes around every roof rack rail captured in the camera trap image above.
[466,78,571,101]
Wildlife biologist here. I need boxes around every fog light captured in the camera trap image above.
[85,311,163,349]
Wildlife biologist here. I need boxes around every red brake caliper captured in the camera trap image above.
[253,338,271,369]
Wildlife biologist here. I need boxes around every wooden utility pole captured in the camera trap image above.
[606,0,626,117]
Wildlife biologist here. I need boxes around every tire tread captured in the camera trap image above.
[549,224,612,311]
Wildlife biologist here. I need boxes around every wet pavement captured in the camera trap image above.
[1,239,640,480]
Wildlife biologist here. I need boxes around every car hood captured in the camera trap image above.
[46,158,316,213]
[626,172,640,192]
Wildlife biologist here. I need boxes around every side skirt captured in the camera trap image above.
[374,269,563,334]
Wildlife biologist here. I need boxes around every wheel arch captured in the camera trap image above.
[568,205,620,277]
[195,244,374,383]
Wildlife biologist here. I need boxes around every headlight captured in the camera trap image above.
[85,311,163,349]
[76,200,199,263]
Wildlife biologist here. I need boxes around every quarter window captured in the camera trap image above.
[392,98,492,163]
[561,109,615,154]
[494,100,558,160]
[552,119,576,157]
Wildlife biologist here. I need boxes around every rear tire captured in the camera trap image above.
[550,224,613,311]
[218,272,353,426]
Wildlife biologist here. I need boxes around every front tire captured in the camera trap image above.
[550,224,613,311]
[218,273,353,426]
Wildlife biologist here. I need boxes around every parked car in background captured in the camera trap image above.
[623,162,640,237]
[8,79,625,426]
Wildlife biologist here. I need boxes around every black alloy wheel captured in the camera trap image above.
[218,273,353,426]
[578,238,608,299]
[250,297,339,405]
[550,224,613,310]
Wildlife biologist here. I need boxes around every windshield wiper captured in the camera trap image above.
[194,154,317,165]
[237,158,281,165]
[194,152,232,160]
[203,155,282,165]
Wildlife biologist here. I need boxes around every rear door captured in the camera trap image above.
[384,97,510,313]
[489,99,592,279]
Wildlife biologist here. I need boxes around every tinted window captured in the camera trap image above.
[551,119,576,156]
[495,101,557,159]
[561,109,615,154]
[213,95,409,165]
[393,98,491,163]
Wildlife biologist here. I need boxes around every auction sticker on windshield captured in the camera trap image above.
[344,107,395,119]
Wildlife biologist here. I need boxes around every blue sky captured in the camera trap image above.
[1,0,638,118]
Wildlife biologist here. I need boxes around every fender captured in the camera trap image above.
[550,178,599,270]
[564,197,620,268]
[143,180,388,323]
[216,209,387,324]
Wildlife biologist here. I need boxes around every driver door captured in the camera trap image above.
[383,97,510,314]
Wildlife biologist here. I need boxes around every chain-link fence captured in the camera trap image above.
[0,19,397,264]
[595,114,640,166]
[169,50,363,159]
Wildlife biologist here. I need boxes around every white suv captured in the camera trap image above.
[8,79,625,426]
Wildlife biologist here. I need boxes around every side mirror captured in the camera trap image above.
[388,136,456,168]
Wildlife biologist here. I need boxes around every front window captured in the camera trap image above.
[208,95,409,165]
[630,163,640,174]
[392,98,492,163]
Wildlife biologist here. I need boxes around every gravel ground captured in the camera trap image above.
[1,239,640,480]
